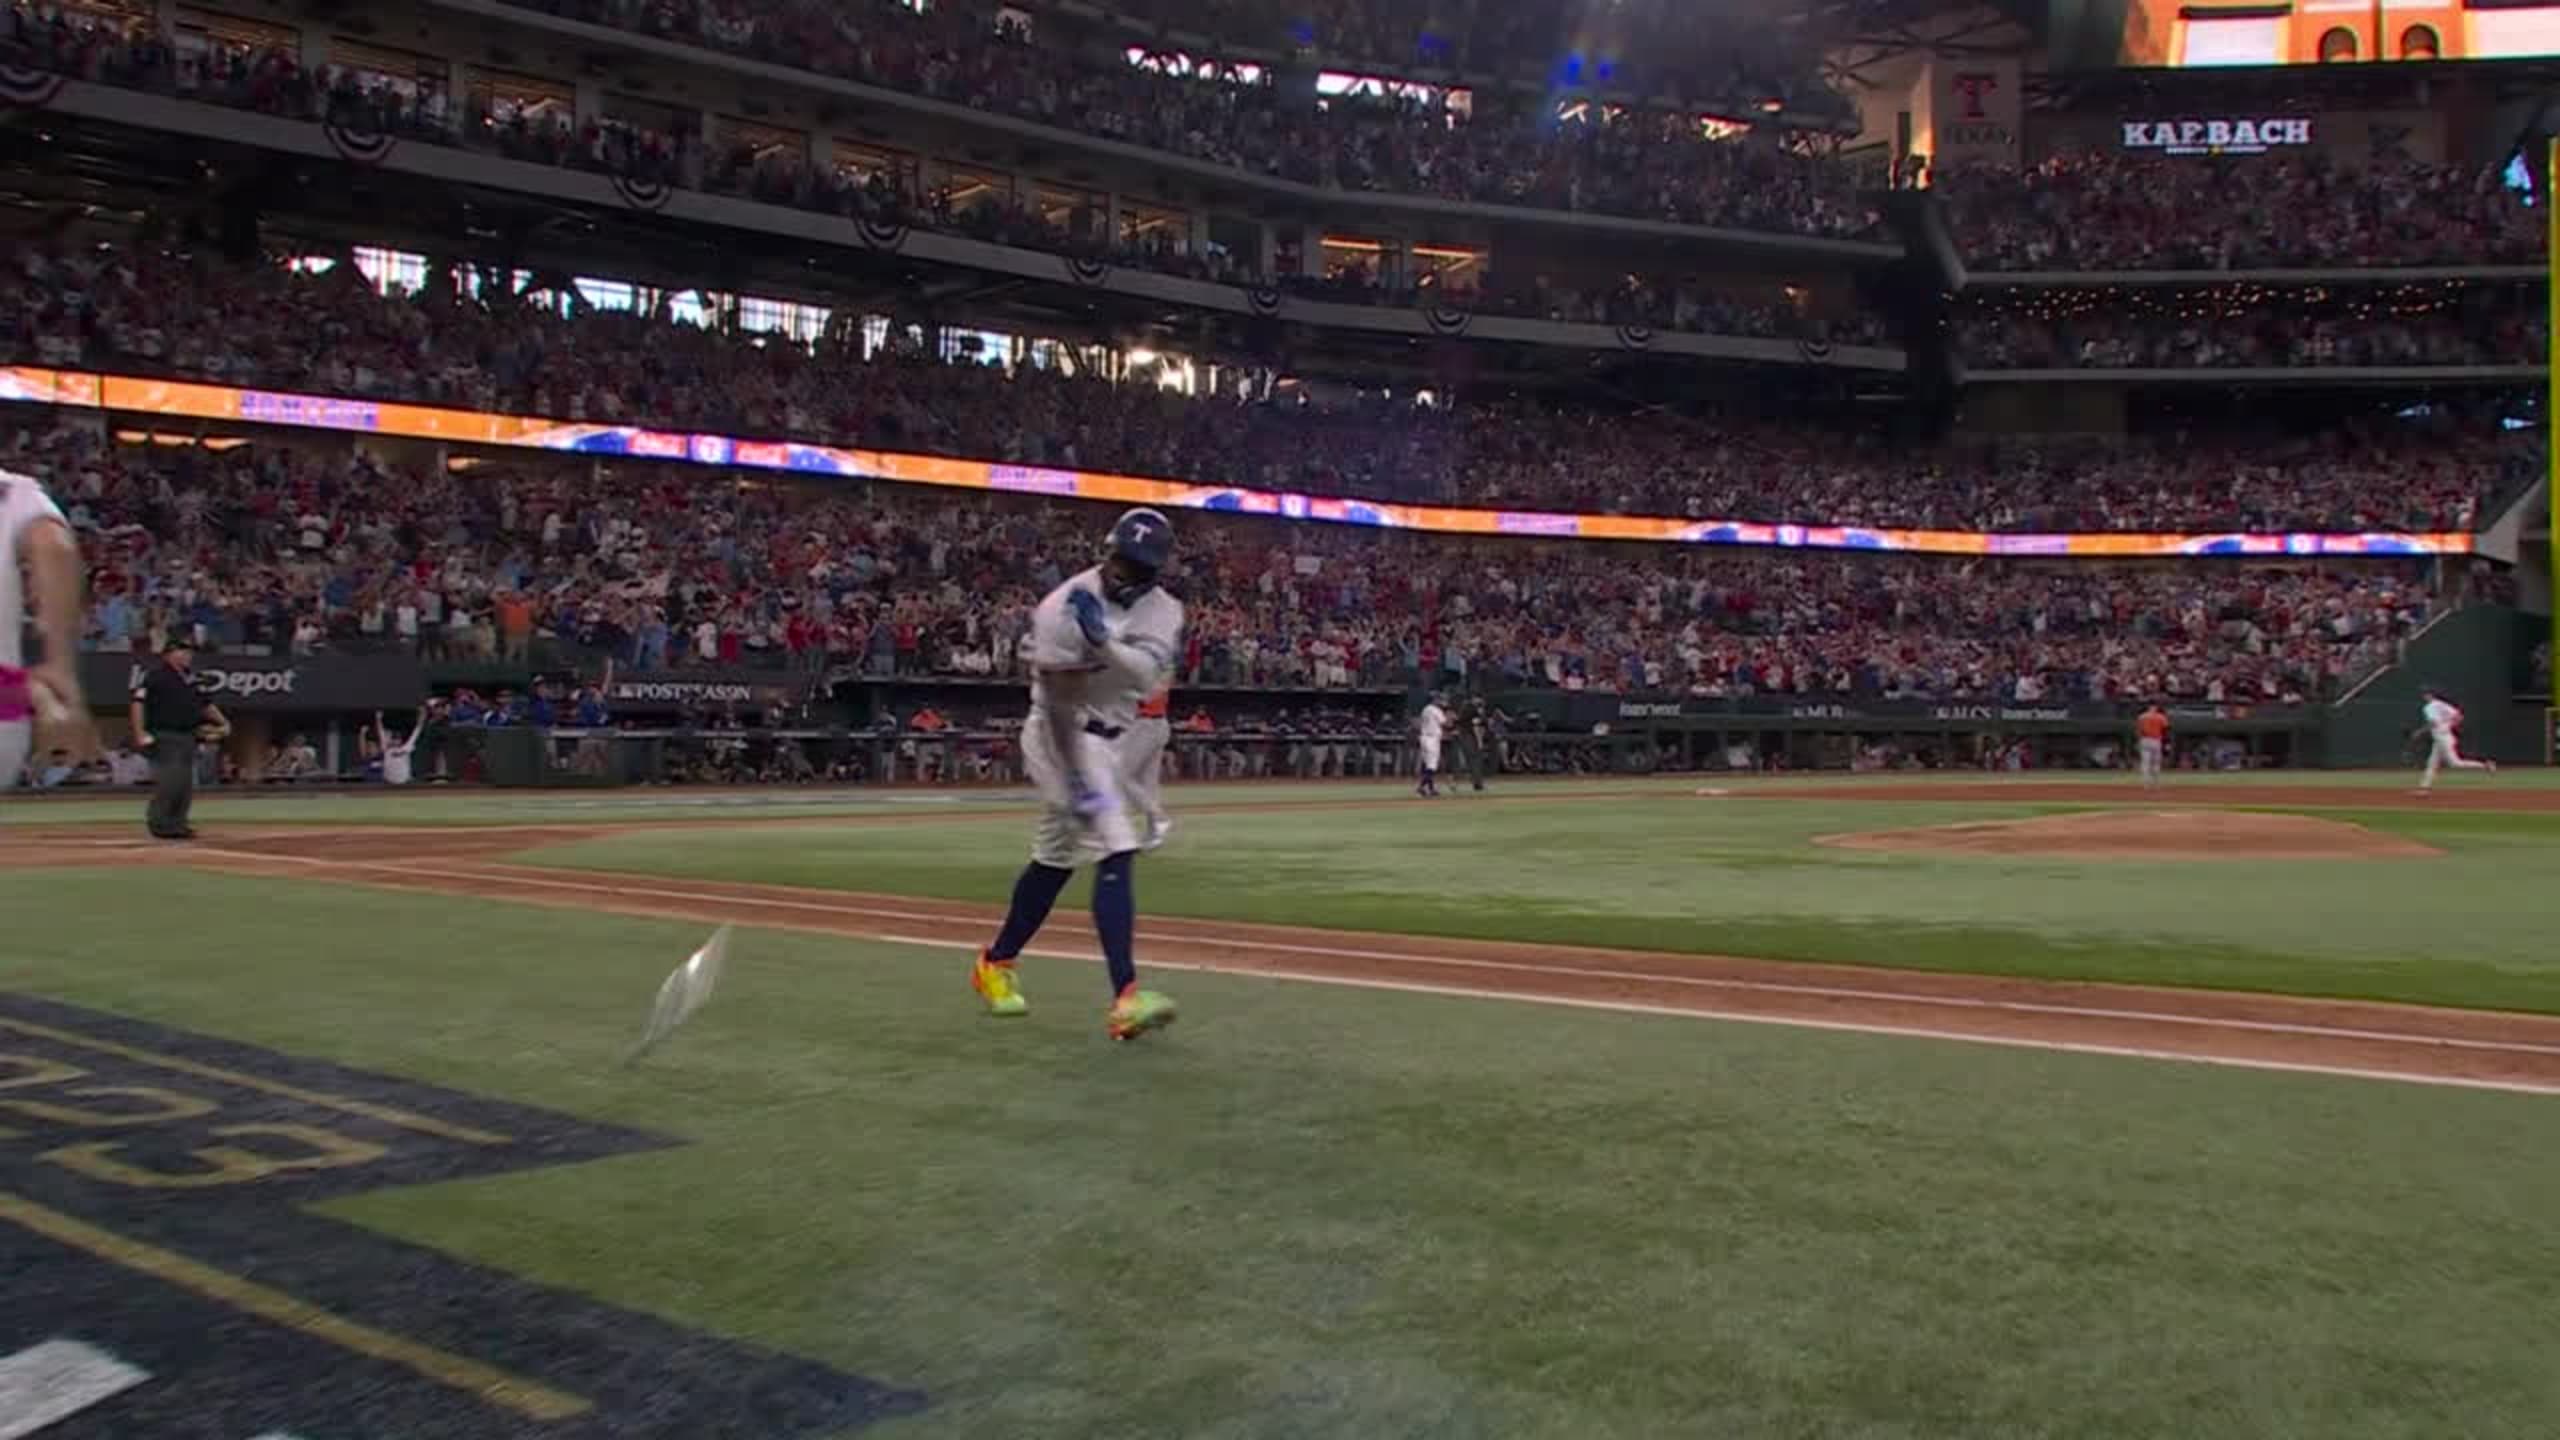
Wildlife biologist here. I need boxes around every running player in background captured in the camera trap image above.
[2134,703,2170,788]
[1415,692,1449,797]
[2416,687,2495,794]
[1125,682,1173,848]
[2,465,91,790]
[972,508,1183,1040]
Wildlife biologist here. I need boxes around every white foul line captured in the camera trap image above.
[191,848,2560,1094]
[434,859,2560,1058]
[886,933,2560,1097]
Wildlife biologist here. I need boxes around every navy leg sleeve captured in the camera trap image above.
[1093,850,1138,995]
[989,861,1074,961]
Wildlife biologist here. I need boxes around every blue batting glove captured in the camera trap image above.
[1066,587,1110,648]
[1068,774,1113,824]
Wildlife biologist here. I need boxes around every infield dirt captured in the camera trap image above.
[1817,809,2443,861]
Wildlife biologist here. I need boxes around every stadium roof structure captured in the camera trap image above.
[1789,0,2045,96]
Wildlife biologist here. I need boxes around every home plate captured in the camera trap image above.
[1694,787,1731,797]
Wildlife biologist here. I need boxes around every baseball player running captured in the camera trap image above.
[1125,682,1173,849]
[972,508,1183,1040]
[2415,686,2495,794]
[2,466,90,790]
[2134,703,2170,788]
[1415,692,1449,797]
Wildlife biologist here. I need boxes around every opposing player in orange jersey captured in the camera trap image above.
[2134,704,2170,788]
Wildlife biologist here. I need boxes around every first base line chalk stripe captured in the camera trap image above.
[248,851,2560,1060]
[877,934,2560,1098]
[0,1192,591,1421]
[0,1017,511,1146]
[188,848,2560,1096]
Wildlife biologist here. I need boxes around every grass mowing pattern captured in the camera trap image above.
[6,868,2557,1439]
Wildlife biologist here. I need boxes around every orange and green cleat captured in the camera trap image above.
[972,953,1029,1017]
[1106,986,1177,1041]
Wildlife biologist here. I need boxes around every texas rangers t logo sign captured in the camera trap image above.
[1951,72,1996,120]
[1129,521,1153,543]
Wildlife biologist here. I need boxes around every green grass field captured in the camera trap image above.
[5,767,2553,829]
[517,787,2560,1012]
[5,776,2558,1438]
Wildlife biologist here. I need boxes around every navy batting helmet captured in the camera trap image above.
[1107,507,1174,573]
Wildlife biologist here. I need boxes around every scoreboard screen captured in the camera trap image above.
[2054,2,2560,69]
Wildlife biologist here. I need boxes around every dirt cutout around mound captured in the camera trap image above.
[1819,809,2443,861]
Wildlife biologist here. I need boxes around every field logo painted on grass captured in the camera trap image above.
[0,993,924,1438]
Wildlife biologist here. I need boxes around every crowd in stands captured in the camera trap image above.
[7,417,2441,709]
[0,0,1859,344]
[1939,153,2540,271]
[1963,284,2544,370]
[499,0,1871,234]
[12,0,2541,276]
[712,140,1871,343]
[6,234,2528,532]
[1016,0,1827,106]
[2,0,1871,246]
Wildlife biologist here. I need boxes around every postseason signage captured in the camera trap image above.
[2120,118,2313,156]
[605,674,795,709]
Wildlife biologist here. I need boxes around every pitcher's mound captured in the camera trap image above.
[1817,809,2440,861]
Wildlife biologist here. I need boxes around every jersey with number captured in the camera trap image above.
[2423,698,2462,737]
[1418,703,1449,744]
[1020,566,1183,731]
[1,467,68,674]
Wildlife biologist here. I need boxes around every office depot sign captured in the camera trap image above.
[2120,118,2313,155]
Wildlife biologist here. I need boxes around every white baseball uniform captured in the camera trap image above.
[2419,696,2490,789]
[1123,686,1173,847]
[1019,566,1183,867]
[0,468,68,791]
[1417,701,1448,772]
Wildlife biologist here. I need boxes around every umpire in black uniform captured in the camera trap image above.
[129,639,223,840]
[1460,697,1498,791]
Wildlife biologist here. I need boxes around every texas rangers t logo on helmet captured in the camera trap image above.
[1110,508,1174,572]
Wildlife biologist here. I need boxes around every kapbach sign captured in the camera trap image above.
[2120,118,2314,156]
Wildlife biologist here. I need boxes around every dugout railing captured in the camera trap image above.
[459,726,1657,787]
